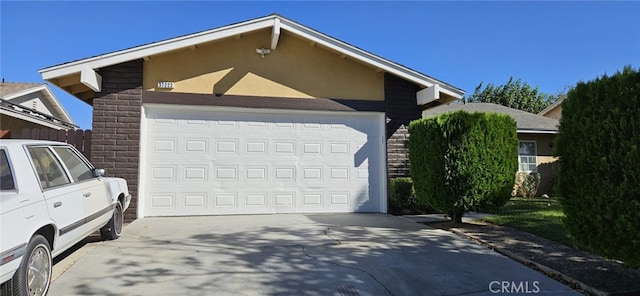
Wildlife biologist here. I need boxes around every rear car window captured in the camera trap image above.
[28,147,71,189]
[53,147,94,182]
[0,149,15,191]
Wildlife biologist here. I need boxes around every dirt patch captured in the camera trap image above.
[428,221,640,296]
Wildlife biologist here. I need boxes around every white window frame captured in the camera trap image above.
[518,140,538,173]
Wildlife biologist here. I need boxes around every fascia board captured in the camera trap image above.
[517,129,558,134]
[279,19,465,98]
[39,14,465,99]
[1,85,46,101]
[40,17,275,80]
[0,108,68,130]
[538,98,563,115]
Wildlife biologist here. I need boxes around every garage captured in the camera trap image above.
[139,104,386,217]
[40,14,465,221]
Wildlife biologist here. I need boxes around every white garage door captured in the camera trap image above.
[140,104,386,217]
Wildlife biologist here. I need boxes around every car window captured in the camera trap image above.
[0,149,15,191]
[53,147,94,182]
[28,147,71,189]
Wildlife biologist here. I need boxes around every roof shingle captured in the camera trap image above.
[0,82,45,98]
[421,102,559,133]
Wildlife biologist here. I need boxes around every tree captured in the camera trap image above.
[555,66,640,267]
[465,77,554,114]
[409,111,518,223]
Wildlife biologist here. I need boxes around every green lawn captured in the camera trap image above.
[480,198,574,246]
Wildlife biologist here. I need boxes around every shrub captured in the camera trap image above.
[388,177,417,210]
[555,66,640,267]
[409,111,518,223]
[514,172,541,198]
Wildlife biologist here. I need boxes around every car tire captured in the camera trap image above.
[12,234,52,296]
[101,200,123,240]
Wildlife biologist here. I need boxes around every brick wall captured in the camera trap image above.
[384,73,422,179]
[91,59,143,222]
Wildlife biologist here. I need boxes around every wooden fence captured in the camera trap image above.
[1,128,92,158]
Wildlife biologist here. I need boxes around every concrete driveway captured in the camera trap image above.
[49,214,578,295]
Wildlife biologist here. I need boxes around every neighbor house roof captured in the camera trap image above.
[0,82,77,129]
[421,102,559,134]
[538,98,563,117]
[39,14,465,103]
[0,82,43,96]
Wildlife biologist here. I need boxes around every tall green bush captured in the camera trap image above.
[555,66,640,267]
[388,177,416,210]
[409,111,518,223]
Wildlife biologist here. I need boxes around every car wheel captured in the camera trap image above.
[101,200,123,240]
[12,234,52,296]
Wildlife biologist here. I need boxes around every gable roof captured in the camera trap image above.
[0,82,43,96]
[39,14,464,102]
[421,102,559,134]
[0,82,76,129]
[538,98,563,117]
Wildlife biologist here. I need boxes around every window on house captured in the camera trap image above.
[518,141,537,172]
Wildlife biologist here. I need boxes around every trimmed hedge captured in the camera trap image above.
[388,177,416,210]
[555,66,640,267]
[409,111,518,222]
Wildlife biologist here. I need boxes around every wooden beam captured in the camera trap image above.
[80,67,102,92]
[54,74,80,88]
[65,83,91,95]
[417,84,440,105]
[271,18,281,50]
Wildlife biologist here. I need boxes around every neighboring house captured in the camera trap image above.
[0,82,78,134]
[39,14,465,220]
[422,102,559,196]
[538,98,563,119]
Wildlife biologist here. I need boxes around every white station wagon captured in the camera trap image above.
[0,140,131,296]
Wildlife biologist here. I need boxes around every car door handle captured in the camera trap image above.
[54,202,62,208]
[83,192,91,197]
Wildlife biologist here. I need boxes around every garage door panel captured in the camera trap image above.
[142,106,383,216]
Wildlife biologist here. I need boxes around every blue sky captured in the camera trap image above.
[2,1,639,130]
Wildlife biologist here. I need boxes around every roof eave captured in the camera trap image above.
[40,14,465,100]
[517,129,558,134]
[538,98,564,116]
[1,84,75,124]
[40,15,276,80]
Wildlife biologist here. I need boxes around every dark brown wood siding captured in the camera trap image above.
[143,91,385,112]
[384,73,422,179]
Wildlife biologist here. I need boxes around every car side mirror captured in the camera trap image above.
[94,168,106,177]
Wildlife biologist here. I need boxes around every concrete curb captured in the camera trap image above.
[445,228,611,296]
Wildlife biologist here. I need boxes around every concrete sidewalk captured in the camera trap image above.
[49,214,578,295]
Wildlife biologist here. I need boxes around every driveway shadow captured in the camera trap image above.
[49,214,579,296]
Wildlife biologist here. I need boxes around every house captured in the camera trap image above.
[39,14,465,220]
[538,98,563,119]
[0,82,77,136]
[422,102,559,195]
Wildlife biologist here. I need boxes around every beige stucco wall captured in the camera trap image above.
[143,29,384,100]
[518,133,558,196]
[542,106,562,119]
